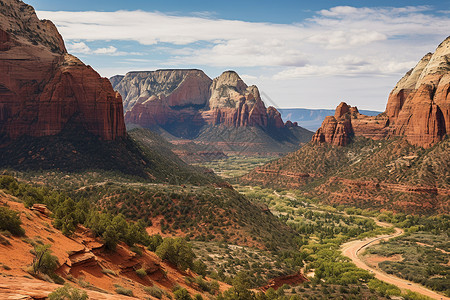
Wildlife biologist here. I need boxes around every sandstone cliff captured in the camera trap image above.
[313,36,450,148]
[112,70,311,155]
[0,0,126,143]
[115,70,285,130]
[311,102,355,146]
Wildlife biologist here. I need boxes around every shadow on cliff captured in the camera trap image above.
[0,122,219,186]
[0,123,150,177]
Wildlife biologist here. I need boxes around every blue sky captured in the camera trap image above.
[28,0,450,110]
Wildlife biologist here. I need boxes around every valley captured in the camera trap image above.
[0,0,448,299]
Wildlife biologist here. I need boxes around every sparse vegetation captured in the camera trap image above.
[48,284,89,300]
[114,285,133,296]
[135,268,147,278]
[365,232,450,296]
[143,286,164,298]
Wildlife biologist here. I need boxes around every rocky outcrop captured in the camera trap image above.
[115,70,296,132]
[313,36,450,148]
[203,71,283,128]
[117,70,312,155]
[388,37,450,147]
[113,69,212,113]
[312,102,354,146]
[0,0,126,143]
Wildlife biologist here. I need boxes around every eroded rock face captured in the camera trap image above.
[314,36,450,148]
[388,37,450,147]
[0,0,126,143]
[312,102,354,146]
[113,69,212,113]
[118,70,288,130]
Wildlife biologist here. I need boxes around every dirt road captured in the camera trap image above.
[270,190,449,299]
[341,227,449,300]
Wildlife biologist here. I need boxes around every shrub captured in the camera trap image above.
[156,238,195,270]
[48,284,88,300]
[174,288,192,300]
[148,234,163,251]
[32,244,59,275]
[135,268,147,278]
[192,260,207,276]
[143,286,163,299]
[115,285,133,296]
[0,206,25,236]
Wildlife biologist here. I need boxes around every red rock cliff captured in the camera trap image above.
[312,102,354,146]
[387,37,450,147]
[119,70,286,130]
[0,0,126,142]
[313,36,450,148]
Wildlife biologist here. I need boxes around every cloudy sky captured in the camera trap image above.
[29,0,450,111]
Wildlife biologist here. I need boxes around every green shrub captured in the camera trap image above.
[143,286,163,299]
[156,238,195,271]
[135,268,147,278]
[115,285,133,296]
[148,234,163,251]
[48,284,88,300]
[32,244,59,275]
[174,288,192,300]
[0,206,25,236]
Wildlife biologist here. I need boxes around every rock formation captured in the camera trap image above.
[312,102,354,146]
[313,36,450,148]
[113,70,286,131]
[0,0,126,143]
[111,69,311,155]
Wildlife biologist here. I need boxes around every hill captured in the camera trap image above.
[0,189,229,299]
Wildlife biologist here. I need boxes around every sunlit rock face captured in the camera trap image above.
[0,0,126,143]
[313,36,450,148]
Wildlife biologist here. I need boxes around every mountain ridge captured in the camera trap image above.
[111,69,314,155]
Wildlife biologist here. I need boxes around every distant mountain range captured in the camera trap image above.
[278,108,381,131]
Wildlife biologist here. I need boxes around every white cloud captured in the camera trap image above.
[66,42,91,54]
[93,46,117,54]
[37,6,450,78]
[273,56,418,79]
[66,42,142,56]
[36,6,450,111]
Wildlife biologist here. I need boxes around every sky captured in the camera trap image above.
[28,0,450,111]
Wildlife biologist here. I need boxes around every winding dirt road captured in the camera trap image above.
[270,190,449,299]
[341,225,449,300]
